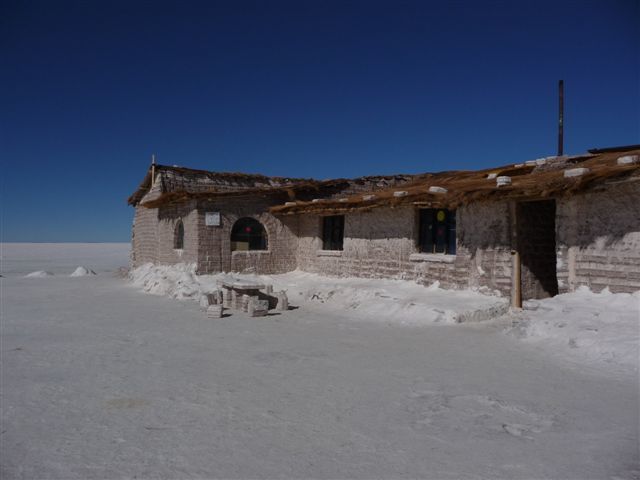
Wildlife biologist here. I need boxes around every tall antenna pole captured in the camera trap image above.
[151,153,156,188]
[558,80,564,156]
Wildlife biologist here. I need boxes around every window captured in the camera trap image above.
[418,209,456,254]
[231,218,268,251]
[174,220,184,249]
[322,215,344,250]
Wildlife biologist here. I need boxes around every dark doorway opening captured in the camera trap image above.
[231,217,268,251]
[516,200,559,300]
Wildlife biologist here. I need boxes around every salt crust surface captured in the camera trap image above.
[129,262,509,325]
[130,262,639,375]
[2,244,638,478]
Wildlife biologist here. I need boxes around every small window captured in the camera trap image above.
[231,217,268,251]
[322,215,344,250]
[174,220,184,249]
[418,209,456,254]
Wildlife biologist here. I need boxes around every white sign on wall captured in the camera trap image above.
[205,212,221,226]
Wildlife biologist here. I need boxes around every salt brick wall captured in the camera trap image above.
[295,208,420,280]
[556,181,640,293]
[196,196,298,275]
[131,176,200,267]
[157,201,199,265]
[131,179,162,267]
[455,201,513,294]
[295,201,513,294]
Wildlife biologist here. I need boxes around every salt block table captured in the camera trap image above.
[218,279,272,310]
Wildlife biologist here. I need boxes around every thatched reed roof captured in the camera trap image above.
[128,164,316,206]
[129,147,639,212]
[129,163,419,208]
[269,148,640,216]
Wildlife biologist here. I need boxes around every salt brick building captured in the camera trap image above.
[128,145,640,301]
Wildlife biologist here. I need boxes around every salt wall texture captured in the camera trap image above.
[195,197,298,275]
[295,202,514,294]
[556,181,640,293]
[132,173,200,268]
[134,198,298,274]
[131,178,162,266]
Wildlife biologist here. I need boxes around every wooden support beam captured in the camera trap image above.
[509,202,522,309]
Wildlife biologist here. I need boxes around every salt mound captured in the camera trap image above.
[25,270,54,278]
[129,263,202,299]
[70,266,96,277]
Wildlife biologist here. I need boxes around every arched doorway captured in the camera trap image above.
[230,217,268,251]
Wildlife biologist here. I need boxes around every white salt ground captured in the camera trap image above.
[129,263,509,325]
[504,286,640,376]
[2,244,639,479]
[129,263,639,375]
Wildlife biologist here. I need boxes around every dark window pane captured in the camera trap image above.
[418,208,456,255]
[434,209,447,253]
[418,209,434,253]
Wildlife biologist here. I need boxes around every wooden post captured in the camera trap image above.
[512,251,522,309]
[509,202,522,309]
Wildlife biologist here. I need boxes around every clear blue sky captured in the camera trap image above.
[1,0,638,242]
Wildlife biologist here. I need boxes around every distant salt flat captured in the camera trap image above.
[0,243,130,276]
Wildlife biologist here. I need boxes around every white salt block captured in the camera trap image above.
[514,163,524,168]
[199,294,211,309]
[393,191,408,197]
[487,173,497,180]
[338,198,349,202]
[496,176,512,187]
[276,291,289,311]
[362,194,376,201]
[284,201,296,206]
[617,155,639,165]
[206,305,223,319]
[241,294,251,312]
[564,167,590,178]
[428,186,448,194]
[222,289,232,308]
[311,199,321,203]
[231,290,241,309]
[248,299,269,317]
